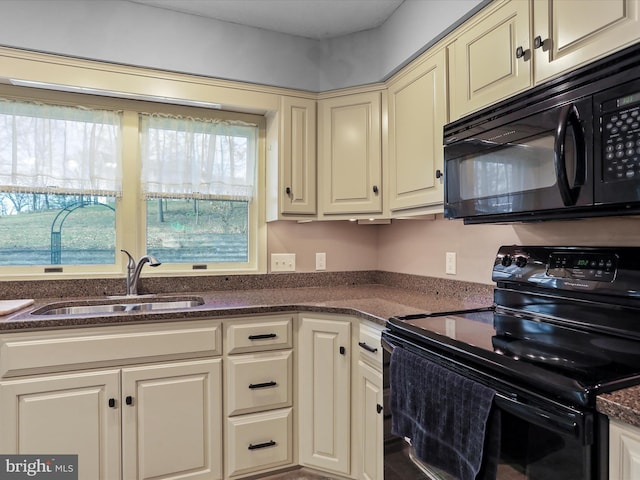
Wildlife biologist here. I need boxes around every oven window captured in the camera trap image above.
[458,135,558,200]
[499,409,587,480]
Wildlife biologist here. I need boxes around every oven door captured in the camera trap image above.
[381,332,607,480]
[443,96,593,224]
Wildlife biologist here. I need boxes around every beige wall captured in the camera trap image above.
[267,221,379,272]
[268,215,640,285]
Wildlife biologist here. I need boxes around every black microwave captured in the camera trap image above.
[444,43,640,224]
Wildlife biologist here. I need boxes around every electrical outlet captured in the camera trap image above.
[316,252,326,271]
[445,252,457,275]
[271,253,296,272]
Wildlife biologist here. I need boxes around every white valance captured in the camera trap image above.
[0,98,122,195]
[140,113,258,201]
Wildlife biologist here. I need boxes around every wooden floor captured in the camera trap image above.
[255,468,344,480]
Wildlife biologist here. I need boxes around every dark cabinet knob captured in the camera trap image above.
[125,396,134,406]
[372,185,379,194]
[108,398,116,408]
[515,46,525,59]
[533,36,545,49]
[285,187,291,195]
[339,346,346,355]
[376,404,383,414]
[435,169,443,179]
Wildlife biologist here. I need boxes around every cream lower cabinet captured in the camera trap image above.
[387,47,447,215]
[318,91,383,217]
[298,315,352,475]
[224,315,294,479]
[610,419,640,479]
[0,320,223,480]
[355,321,384,480]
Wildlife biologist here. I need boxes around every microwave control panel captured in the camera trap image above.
[601,91,640,182]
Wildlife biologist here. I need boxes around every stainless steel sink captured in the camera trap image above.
[33,297,204,316]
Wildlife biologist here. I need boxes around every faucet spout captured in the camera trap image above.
[121,250,161,296]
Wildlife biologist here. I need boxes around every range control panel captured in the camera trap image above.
[492,246,631,293]
[547,252,617,282]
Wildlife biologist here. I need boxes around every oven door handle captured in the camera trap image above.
[494,393,582,440]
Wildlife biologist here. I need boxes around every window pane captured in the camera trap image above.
[0,193,116,266]
[146,198,249,263]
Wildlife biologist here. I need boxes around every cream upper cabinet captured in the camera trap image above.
[610,419,640,479]
[533,0,640,82]
[450,0,640,120]
[319,91,383,216]
[298,315,352,475]
[387,48,447,214]
[266,95,317,221]
[449,0,531,120]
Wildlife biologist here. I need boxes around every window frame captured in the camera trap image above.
[0,84,267,279]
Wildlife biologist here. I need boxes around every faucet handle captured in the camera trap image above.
[120,250,136,269]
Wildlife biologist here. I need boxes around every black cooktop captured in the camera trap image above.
[387,307,640,407]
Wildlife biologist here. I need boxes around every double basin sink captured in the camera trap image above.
[33,296,205,316]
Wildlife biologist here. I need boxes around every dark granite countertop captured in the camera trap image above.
[597,386,640,429]
[0,283,492,331]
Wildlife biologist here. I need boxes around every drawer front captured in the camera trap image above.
[358,322,383,370]
[0,320,222,378]
[225,316,293,354]
[226,351,292,416]
[226,408,293,478]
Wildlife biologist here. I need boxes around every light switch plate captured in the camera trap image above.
[316,252,326,271]
[271,253,296,272]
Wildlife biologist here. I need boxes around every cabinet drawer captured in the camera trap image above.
[0,320,221,378]
[226,408,293,478]
[225,316,293,354]
[226,351,292,416]
[358,322,383,370]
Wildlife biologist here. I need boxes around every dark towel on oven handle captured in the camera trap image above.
[390,346,501,480]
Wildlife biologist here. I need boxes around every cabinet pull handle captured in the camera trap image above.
[249,381,277,389]
[372,185,379,194]
[435,169,443,179]
[108,398,116,408]
[125,396,134,406]
[248,333,277,340]
[285,186,292,195]
[358,341,378,353]
[339,346,346,355]
[248,440,277,450]
[515,46,525,59]
[377,404,383,414]
[533,35,546,49]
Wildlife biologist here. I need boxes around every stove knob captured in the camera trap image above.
[515,256,528,268]
[500,255,513,267]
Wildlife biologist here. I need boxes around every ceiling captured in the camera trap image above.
[128,0,405,39]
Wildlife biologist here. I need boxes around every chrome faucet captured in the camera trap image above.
[121,250,162,296]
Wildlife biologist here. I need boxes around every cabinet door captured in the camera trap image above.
[319,92,382,215]
[122,359,223,480]
[610,419,640,480]
[533,0,640,82]
[0,370,121,480]
[450,0,532,120]
[280,96,317,215]
[357,361,383,480]
[298,316,351,474]
[388,49,447,213]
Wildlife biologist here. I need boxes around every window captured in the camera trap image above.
[140,113,258,266]
[0,98,121,267]
[0,88,264,276]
